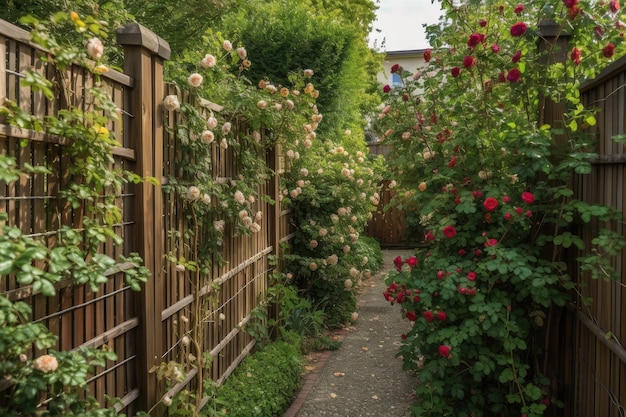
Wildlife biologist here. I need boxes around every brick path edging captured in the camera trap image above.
[282,350,333,417]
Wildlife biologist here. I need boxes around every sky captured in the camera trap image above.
[369,0,443,51]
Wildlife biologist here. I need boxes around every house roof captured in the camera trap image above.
[384,49,428,58]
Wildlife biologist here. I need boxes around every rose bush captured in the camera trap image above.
[376,0,626,416]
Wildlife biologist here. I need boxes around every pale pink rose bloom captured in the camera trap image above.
[176,264,185,272]
[300,168,309,177]
[250,222,261,233]
[220,138,228,150]
[304,139,312,148]
[255,211,262,221]
[285,100,295,109]
[239,209,249,219]
[310,240,318,248]
[187,186,201,200]
[297,180,305,187]
[351,312,359,322]
[248,195,255,203]
[202,194,211,205]
[265,84,278,94]
[222,122,232,134]
[33,354,58,373]
[87,37,104,60]
[303,69,314,76]
[201,54,216,68]
[319,228,328,237]
[309,262,318,271]
[344,279,353,289]
[214,220,225,233]
[343,245,351,254]
[163,95,180,111]
[236,47,247,60]
[289,189,299,199]
[223,40,233,51]
[242,216,253,227]
[274,103,283,111]
[201,130,215,144]
[206,116,218,129]
[234,191,245,204]
[350,267,359,278]
[187,73,203,87]
[257,100,267,109]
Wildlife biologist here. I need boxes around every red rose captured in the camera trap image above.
[437,270,445,279]
[467,271,477,281]
[406,311,417,321]
[503,195,511,203]
[498,71,507,82]
[512,50,522,63]
[610,0,620,13]
[483,197,499,211]
[564,0,578,8]
[451,67,461,78]
[467,33,485,48]
[448,157,457,167]
[570,47,581,65]
[394,255,403,265]
[521,191,534,203]
[424,231,435,241]
[514,4,525,14]
[479,19,488,27]
[443,225,457,238]
[485,238,498,247]
[401,333,407,340]
[603,43,615,58]
[423,311,434,322]
[406,256,418,267]
[402,93,410,101]
[436,311,447,321]
[391,63,402,73]
[439,345,451,358]
[491,44,500,53]
[507,68,522,82]
[594,26,604,39]
[458,248,467,256]
[510,22,528,37]
[463,55,476,68]
[423,48,432,62]
[383,85,391,93]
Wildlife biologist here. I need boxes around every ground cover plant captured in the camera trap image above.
[375,0,626,416]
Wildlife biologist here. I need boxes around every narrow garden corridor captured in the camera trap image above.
[284,250,417,417]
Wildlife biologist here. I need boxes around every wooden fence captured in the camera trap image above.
[554,55,626,417]
[0,20,292,415]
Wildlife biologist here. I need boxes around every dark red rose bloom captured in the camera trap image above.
[491,43,500,53]
[510,22,528,37]
[436,311,447,321]
[448,156,457,167]
[437,270,445,279]
[603,43,615,58]
[443,225,457,238]
[402,93,410,101]
[511,50,522,63]
[439,345,451,358]
[564,0,578,8]
[451,67,461,77]
[458,248,467,256]
[467,271,477,281]
[507,68,522,82]
[484,238,498,247]
[401,333,407,340]
[391,63,402,73]
[406,311,417,321]
[594,25,604,39]
[467,33,486,48]
[479,19,488,27]
[514,3,524,14]
[423,311,434,322]
[463,55,476,68]
[383,85,391,93]
[570,47,581,65]
[610,0,620,13]
[483,197,499,211]
[498,71,507,82]
[423,48,432,62]
[406,256,418,267]
[521,191,535,203]
[424,231,435,241]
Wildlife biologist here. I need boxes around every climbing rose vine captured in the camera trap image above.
[377,0,626,416]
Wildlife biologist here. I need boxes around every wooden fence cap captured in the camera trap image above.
[116,23,171,60]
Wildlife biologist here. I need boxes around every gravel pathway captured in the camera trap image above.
[286,250,417,417]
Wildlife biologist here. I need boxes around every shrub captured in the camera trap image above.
[207,333,303,417]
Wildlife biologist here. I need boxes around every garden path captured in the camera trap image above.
[284,249,417,417]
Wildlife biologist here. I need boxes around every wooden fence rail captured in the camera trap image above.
[0,20,292,415]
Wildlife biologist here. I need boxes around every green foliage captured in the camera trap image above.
[0,12,149,417]
[374,0,626,416]
[206,334,303,417]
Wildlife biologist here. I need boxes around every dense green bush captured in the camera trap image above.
[208,333,303,417]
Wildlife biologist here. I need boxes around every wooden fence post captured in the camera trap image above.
[116,23,170,413]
